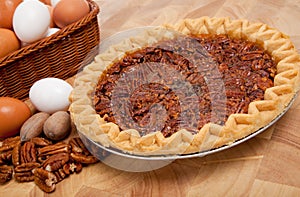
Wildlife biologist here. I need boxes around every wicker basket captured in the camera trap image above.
[0,0,100,100]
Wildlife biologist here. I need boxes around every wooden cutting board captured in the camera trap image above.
[1,0,300,196]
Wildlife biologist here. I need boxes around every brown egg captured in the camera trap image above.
[53,0,90,28]
[0,97,31,138]
[0,0,22,29]
[0,28,20,58]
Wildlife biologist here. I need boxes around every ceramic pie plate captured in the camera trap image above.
[71,18,300,172]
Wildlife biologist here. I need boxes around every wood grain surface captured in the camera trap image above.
[1,0,300,196]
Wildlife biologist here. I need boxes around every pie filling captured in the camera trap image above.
[94,34,277,138]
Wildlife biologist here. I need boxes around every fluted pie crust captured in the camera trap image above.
[69,17,300,155]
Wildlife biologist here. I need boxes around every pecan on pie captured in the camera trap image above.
[70,17,300,155]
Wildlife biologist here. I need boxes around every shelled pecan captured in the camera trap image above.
[20,141,37,163]
[70,153,98,164]
[42,153,69,172]
[0,136,20,147]
[34,168,57,193]
[68,137,99,164]
[0,165,13,184]
[30,137,52,147]
[53,168,68,183]
[14,162,40,182]
[0,137,20,152]
[11,142,21,167]
[0,151,12,165]
[38,142,70,157]
[49,161,82,183]
[63,162,82,174]
[69,137,90,155]
[0,137,20,166]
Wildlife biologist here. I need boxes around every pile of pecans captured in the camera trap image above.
[0,136,98,193]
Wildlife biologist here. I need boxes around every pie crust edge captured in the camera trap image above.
[69,16,300,155]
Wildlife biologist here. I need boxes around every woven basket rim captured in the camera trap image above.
[0,0,100,69]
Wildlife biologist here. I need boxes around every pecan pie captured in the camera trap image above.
[70,17,300,155]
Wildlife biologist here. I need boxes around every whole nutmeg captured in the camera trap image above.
[43,111,71,141]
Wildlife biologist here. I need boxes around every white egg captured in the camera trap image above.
[13,0,50,43]
[29,78,73,114]
[45,27,60,37]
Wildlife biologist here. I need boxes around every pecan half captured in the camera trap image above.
[54,168,68,183]
[70,153,98,164]
[15,171,34,182]
[38,142,70,157]
[34,168,57,193]
[21,141,37,163]
[0,165,13,184]
[63,162,82,174]
[30,137,52,147]
[0,151,12,165]
[14,162,40,182]
[0,139,19,152]
[0,136,20,147]
[69,137,90,156]
[12,141,21,167]
[42,153,69,172]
